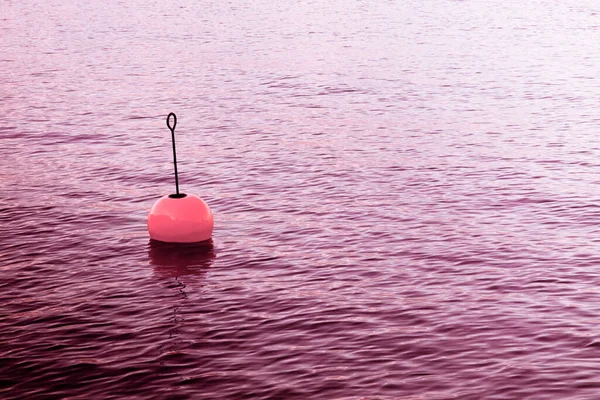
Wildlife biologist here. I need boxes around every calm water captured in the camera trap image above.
[2,0,600,398]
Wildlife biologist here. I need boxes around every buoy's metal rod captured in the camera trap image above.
[166,112,179,195]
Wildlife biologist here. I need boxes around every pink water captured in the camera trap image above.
[2,0,600,398]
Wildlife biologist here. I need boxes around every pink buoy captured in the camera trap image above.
[147,113,214,243]
[148,193,214,243]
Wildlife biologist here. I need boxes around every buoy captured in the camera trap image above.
[147,113,214,243]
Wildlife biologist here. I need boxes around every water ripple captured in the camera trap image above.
[3,0,600,398]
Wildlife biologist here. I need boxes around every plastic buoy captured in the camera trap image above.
[147,113,214,243]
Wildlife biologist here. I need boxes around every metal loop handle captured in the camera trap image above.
[166,112,180,196]
[167,112,177,132]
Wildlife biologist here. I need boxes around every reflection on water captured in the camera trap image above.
[149,240,216,371]
[148,239,216,278]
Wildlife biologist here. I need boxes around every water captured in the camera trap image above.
[2,0,600,398]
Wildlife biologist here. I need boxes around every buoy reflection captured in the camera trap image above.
[148,239,215,278]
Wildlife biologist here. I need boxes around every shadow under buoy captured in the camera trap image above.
[148,239,216,278]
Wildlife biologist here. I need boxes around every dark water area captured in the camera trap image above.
[2,0,600,398]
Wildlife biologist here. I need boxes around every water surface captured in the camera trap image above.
[2,0,600,398]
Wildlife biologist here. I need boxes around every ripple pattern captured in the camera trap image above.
[2,0,600,398]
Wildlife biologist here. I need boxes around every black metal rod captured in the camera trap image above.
[166,112,179,195]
